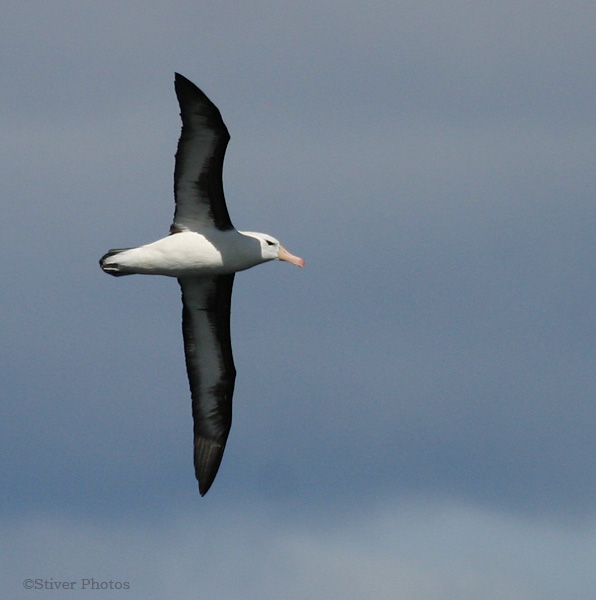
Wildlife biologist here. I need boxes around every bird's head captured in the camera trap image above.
[243,232,305,267]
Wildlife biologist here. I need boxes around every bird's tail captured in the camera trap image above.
[99,248,134,277]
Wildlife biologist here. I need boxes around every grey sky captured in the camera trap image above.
[2,1,596,598]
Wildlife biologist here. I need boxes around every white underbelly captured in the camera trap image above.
[119,233,225,275]
[109,230,261,276]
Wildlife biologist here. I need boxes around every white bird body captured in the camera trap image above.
[102,229,279,277]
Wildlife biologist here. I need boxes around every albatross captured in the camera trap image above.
[100,74,304,496]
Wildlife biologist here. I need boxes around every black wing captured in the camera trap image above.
[179,275,236,495]
[172,74,234,233]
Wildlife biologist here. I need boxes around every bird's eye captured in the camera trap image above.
[266,240,275,246]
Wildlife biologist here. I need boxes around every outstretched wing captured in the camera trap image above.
[172,74,234,233]
[179,275,236,495]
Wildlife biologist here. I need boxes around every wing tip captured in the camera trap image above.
[194,437,227,496]
[174,72,192,90]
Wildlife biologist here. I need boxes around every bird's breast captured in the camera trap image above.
[113,230,264,276]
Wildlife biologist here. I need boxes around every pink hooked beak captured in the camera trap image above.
[278,245,305,267]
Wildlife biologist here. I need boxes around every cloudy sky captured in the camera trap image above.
[2,1,596,598]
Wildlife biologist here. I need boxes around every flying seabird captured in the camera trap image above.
[100,74,304,496]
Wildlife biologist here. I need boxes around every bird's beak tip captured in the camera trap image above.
[278,246,305,268]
